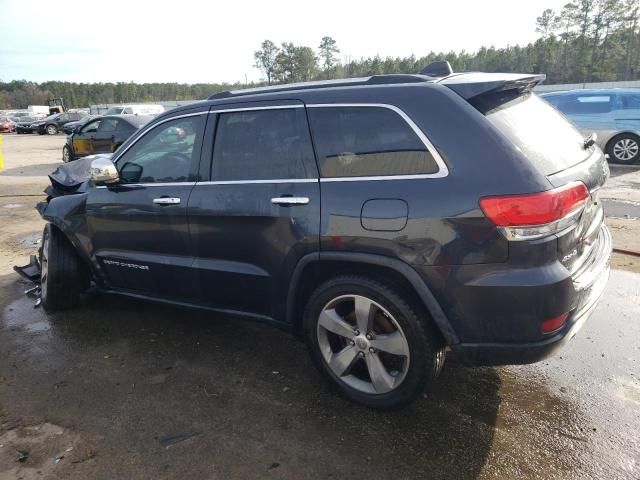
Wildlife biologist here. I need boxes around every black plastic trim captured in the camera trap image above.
[285,251,459,345]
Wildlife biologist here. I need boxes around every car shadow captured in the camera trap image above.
[1,279,500,479]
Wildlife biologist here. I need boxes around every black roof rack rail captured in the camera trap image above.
[207,74,432,100]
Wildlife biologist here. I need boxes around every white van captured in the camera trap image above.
[104,104,164,116]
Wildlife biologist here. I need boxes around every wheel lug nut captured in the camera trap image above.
[369,347,375,353]
[358,351,365,357]
[349,340,355,346]
[366,333,373,340]
[354,330,360,336]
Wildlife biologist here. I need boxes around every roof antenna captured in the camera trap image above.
[419,61,453,78]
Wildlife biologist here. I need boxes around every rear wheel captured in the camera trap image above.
[40,224,90,311]
[46,124,58,135]
[304,276,445,409]
[607,133,640,164]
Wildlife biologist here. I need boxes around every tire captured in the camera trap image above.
[303,275,446,409]
[46,124,58,135]
[607,133,640,164]
[40,224,90,311]
[62,145,73,162]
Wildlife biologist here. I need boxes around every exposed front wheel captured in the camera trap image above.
[304,276,445,409]
[46,124,58,135]
[40,224,90,311]
[607,133,640,164]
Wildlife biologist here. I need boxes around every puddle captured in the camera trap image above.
[18,232,42,247]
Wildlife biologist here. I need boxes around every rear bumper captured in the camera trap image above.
[452,225,611,366]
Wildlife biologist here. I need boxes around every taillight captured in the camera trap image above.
[480,182,589,240]
[540,312,569,334]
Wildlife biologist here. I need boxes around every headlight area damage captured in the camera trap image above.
[14,156,104,300]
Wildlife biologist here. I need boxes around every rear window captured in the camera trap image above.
[307,106,439,178]
[482,93,589,175]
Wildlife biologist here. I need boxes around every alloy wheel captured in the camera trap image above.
[613,138,639,162]
[316,294,410,394]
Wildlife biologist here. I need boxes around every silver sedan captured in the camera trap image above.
[539,88,640,164]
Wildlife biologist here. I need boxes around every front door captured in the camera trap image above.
[72,118,101,157]
[188,102,320,318]
[86,110,208,300]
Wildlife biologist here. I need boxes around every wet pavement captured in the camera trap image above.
[1,135,639,479]
[0,268,638,479]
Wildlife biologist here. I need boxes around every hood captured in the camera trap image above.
[46,154,113,197]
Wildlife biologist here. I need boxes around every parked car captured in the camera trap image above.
[14,116,42,134]
[30,64,611,409]
[62,115,153,162]
[0,116,16,133]
[540,88,640,164]
[63,116,96,135]
[32,111,88,135]
[10,112,32,121]
[103,104,164,116]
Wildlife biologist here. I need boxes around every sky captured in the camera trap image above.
[0,0,570,84]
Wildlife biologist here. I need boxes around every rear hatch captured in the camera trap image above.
[442,73,608,277]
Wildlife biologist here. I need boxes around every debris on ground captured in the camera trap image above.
[159,432,200,449]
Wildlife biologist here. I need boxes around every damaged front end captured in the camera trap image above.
[15,155,111,302]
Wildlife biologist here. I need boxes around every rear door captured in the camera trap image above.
[93,117,120,153]
[86,110,207,299]
[188,101,320,318]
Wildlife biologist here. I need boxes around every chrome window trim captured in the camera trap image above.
[197,178,317,186]
[95,182,197,189]
[209,104,304,114]
[112,111,207,165]
[107,103,449,187]
[306,103,449,180]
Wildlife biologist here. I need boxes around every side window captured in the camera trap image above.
[118,120,136,133]
[620,94,640,110]
[98,118,119,133]
[116,115,204,184]
[123,107,133,114]
[568,95,612,114]
[81,119,101,134]
[59,114,69,122]
[212,108,315,181]
[307,106,439,178]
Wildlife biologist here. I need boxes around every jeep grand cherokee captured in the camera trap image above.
[30,63,611,409]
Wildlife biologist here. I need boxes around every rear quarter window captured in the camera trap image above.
[307,106,439,178]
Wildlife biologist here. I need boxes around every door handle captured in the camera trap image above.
[153,197,181,205]
[271,196,310,206]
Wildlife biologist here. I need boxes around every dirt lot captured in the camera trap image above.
[0,134,639,479]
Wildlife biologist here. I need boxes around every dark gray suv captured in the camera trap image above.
[28,64,611,409]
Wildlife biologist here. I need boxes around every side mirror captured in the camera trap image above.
[90,157,119,185]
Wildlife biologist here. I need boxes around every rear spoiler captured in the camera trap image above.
[437,72,546,100]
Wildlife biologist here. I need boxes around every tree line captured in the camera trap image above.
[1,0,639,110]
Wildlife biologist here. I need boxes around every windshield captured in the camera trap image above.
[483,93,590,176]
[104,107,123,115]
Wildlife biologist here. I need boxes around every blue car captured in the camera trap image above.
[540,89,640,164]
